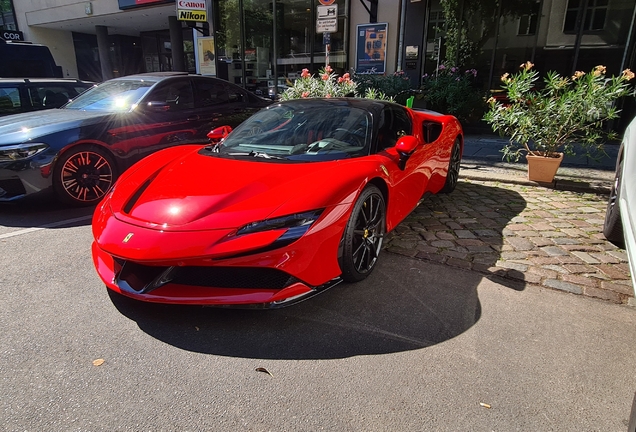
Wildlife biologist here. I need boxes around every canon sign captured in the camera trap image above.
[1,30,24,41]
[177,0,205,9]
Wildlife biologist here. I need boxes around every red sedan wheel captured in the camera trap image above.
[54,147,116,205]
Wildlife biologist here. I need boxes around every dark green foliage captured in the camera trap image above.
[420,66,487,123]
[351,71,413,104]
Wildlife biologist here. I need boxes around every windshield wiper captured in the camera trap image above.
[249,151,287,160]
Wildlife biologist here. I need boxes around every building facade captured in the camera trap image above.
[1,0,635,105]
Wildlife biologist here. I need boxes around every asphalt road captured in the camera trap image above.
[1,200,636,431]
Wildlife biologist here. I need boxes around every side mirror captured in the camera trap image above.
[145,101,171,112]
[395,136,418,170]
[207,125,233,141]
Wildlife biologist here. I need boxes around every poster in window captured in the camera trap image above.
[197,36,216,76]
[355,23,388,74]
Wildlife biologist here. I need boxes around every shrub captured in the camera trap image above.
[280,66,395,101]
[420,65,487,123]
[484,62,635,161]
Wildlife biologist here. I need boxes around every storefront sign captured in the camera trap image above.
[355,23,388,74]
[178,9,207,20]
[177,0,207,21]
[118,0,174,10]
[316,4,337,34]
[1,30,24,41]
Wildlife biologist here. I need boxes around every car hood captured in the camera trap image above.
[0,109,111,145]
[109,146,370,232]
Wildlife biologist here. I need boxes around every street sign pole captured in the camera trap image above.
[323,32,331,67]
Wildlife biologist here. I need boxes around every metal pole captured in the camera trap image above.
[620,2,636,72]
[273,0,278,95]
[571,0,589,75]
[397,0,407,70]
[487,0,502,93]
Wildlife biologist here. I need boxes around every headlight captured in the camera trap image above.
[0,143,49,161]
[237,209,324,241]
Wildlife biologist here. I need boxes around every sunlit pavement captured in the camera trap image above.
[384,179,635,306]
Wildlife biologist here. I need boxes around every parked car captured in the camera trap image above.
[603,116,636,288]
[0,72,271,205]
[0,78,94,116]
[0,39,63,78]
[91,98,463,307]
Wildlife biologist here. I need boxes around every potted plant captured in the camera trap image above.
[484,62,635,182]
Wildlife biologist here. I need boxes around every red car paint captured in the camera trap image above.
[91,98,463,307]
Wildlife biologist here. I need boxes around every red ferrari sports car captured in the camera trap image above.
[92,98,463,307]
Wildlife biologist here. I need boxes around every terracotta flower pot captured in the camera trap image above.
[526,153,564,183]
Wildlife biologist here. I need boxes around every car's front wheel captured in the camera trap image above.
[339,185,386,282]
[603,156,625,248]
[53,146,117,206]
[441,137,461,193]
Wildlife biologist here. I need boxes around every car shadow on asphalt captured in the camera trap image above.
[0,197,94,229]
[109,181,527,360]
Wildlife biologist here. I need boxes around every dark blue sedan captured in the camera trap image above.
[0,72,270,205]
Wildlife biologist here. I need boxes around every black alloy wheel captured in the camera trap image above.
[54,147,116,205]
[340,185,386,282]
[603,156,625,248]
[441,137,461,193]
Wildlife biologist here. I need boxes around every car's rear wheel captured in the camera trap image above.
[339,185,386,282]
[53,146,117,206]
[603,156,625,248]
[441,137,461,193]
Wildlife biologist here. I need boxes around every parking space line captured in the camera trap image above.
[0,215,92,240]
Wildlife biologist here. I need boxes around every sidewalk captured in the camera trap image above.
[460,134,617,194]
[383,134,634,306]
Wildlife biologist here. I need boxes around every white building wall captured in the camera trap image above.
[349,0,401,74]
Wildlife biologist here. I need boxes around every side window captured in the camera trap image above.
[147,80,195,111]
[0,87,22,115]
[377,106,413,150]
[30,86,73,109]
[192,79,230,107]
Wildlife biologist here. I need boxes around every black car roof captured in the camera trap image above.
[109,72,226,84]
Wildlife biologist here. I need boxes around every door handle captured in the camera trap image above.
[187,115,200,121]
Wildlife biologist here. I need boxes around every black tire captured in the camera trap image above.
[603,156,625,248]
[53,146,117,206]
[441,137,461,193]
[339,185,386,282]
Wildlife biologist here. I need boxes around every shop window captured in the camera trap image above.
[564,0,608,34]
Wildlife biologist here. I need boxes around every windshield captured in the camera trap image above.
[214,103,372,162]
[64,80,154,111]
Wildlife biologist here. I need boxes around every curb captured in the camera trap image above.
[460,171,611,195]
[460,160,613,195]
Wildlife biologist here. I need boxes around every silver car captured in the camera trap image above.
[603,116,636,287]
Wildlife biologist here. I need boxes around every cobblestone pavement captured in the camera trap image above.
[384,179,635,306]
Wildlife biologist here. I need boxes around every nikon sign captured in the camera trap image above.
[177,0,207,22]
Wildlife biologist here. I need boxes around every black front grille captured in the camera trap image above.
[172,266,299,289]
[115,260,299,292]
[0,178,26,197]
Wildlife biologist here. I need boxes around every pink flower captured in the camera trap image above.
[326,94,331,98]
[325,65,333,73]
[301,68,310,78]
[321,73,329,81]
[338,76,344,83]
[301,91,310,98]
